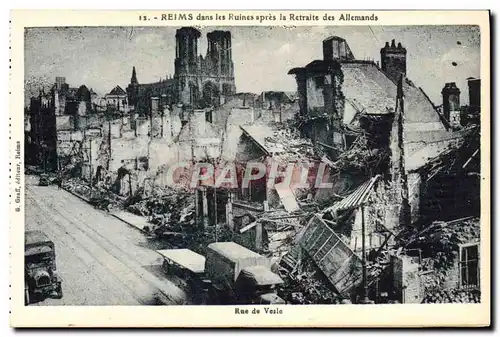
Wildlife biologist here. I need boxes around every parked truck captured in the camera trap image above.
[157,241,285,305]
[25,230,63,305]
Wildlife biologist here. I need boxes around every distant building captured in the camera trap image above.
[51,77,92,116]
[126,67,176,114]
[460,78,481,127]
[126,27,237,116]
[105,85,128,113]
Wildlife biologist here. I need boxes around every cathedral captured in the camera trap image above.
[126,26,236,115]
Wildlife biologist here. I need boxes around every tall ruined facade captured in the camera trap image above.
[288,37,353,155]
[387,76,411,230]
[28,91,58,171]
[174,27,236,108]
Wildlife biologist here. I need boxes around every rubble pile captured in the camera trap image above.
[328,133,389,176]
[126,186,195,221]
[263,126,316,160]
[187,225,235,256]
[62,177,125,209]
[277,256,344,304]
[422,288,481,304]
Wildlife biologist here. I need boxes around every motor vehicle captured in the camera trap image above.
[25,230,63,305]
[38,174,50,186]
[157,242,286,305]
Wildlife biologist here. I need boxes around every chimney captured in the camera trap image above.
[55,77,66,91]
[151,97,159,115]
[380,40,407,83]
[442,82,461,122]
[468,78,481,109]
[323,36,355,61]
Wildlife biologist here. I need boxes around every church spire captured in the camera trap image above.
[131,66,138,84]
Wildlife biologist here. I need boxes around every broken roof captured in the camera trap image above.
[342,63,397,115]
[289,59,446,130]
[261,91,296,103]
[406,126,478,172]
[240,124,284,155]
[288,59,341,75]
[240,120,315,160]
[402,80,446,127]
[323,175,381,214]
[342,63,446,129]
[408,126,480,174]
[107,85,127,96]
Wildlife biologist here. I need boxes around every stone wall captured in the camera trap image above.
[391,255,421,303]
[407,172,421,224]
[305,75,326,111]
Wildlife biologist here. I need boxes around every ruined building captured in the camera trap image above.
[288,36,446,158]
[26,90,58,171]
[440,78,481,129]
[26,77,98,171]
[126,27,236,115]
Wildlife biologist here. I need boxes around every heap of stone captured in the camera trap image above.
[126,185,196,223]
[422,288,480,304]
[277,255,344,304]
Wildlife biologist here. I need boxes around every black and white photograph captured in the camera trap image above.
[22,23,484,306]
[9,9,490,328]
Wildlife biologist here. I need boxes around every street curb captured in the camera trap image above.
[62,186,91,203]
[109,213,149,234]
[62,186,148,235]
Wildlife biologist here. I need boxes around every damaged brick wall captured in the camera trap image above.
[391,255,421,303]
[407,172,421,224]
[387,78,411,229]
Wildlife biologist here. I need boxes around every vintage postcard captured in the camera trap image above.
[9,10,490,327]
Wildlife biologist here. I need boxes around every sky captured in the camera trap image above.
[25,25,480,105]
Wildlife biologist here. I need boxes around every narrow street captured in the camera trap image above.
[25,175,187,306]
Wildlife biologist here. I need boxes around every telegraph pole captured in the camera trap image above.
[279,101,283,123]
[214,158,218,242]
[189,88,195,163]
[361,205,369,304]
[108,119,111,170]
[89,138,92,188]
